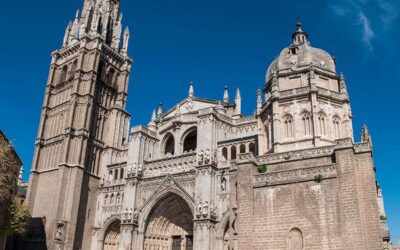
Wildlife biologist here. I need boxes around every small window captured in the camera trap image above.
[249,143,256,155]
[183,129,197,153]
[164,134,175,156]
[333,117,341,138]
[231,146,237,160]
[222,147,228,161]
[120,168,124,179]
[240,144,246,154]
[288,228,303,250]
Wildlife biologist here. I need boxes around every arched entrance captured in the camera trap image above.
[144,193,193,250]
[103,220,121,250]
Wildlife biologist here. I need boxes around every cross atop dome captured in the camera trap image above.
[291,22,309,46]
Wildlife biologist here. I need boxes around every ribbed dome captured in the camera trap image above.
[266,24,336,81]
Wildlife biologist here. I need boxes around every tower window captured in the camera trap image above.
[318,113,327,136]
[302,113,312,136]
[333,117,341,138]
[283,115,294,138]
[60,65,68,83]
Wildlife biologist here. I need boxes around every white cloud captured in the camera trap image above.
[329,0,399,51]
[358,12,375,51]
[378,0,399,30]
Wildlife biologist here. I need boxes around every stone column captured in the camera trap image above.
[194,111,218,250]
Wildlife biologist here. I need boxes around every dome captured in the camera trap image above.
[266,23,336,81]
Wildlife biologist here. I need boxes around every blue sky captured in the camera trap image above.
[0,0,399,243]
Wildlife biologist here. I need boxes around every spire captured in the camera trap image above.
[257,88,263,114]
[189,82,194,98]
[292,22,309,46]
[70,10,80,44]
[223,86,229,103]
[361,123,372,144]
[148,109,157,131]
[234,88,241,115]
[63,22,72,48]
[339,72,348,94]
[157,103,163,117]
[121,27,130,55]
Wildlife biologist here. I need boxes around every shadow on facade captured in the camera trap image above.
[6,217,47,250]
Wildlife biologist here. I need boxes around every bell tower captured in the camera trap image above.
[25,0,132,249]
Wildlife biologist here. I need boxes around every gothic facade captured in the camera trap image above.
[25,0,391,249]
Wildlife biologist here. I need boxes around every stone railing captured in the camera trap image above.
[354,142,372,153]
[257,146,335,164]
[279,86,311,98]
[317,87,342,100]
[144,152,197,177]
[253,164,337,186]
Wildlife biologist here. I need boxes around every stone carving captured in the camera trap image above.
[55,222,65,241]
[221,176,227,191]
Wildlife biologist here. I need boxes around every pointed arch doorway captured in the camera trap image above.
[144,193,194,250]
[103,220,121,250]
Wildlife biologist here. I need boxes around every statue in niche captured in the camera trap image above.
[196,199,202,218]
[221,176,227,191]
[132,209,139,222]
[99,175,105,186]
[198,150,204,165]
[204,149,211,164]
[55,223,64,241]
[202,201,209,217]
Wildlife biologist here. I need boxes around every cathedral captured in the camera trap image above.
[24,0,392,249]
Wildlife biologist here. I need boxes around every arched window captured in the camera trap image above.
[301,112,311,136]
[107,68,115,85]
[249,143,256,155]
[283,115,294,138]
[114,169,118,180]
[116,193,121,204]
[288,228,303,250]
[164,134,175,156]
[183,129,197,153]
[318,113,327,136]
[231,146,237,160]
[333,116,341,138]
[108,170,113,181]
[70,60,77,79]
[239,144,246,154]
[222,147,228,161]
[60,65,68,83]
[120,168,124,179]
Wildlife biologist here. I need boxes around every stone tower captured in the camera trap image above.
[25,0,132,249]
[259,23,353,154]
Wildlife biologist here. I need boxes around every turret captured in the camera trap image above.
[223,86,229,104]
[234,88,241,116]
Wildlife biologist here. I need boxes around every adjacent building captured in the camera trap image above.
[25,0,392,249]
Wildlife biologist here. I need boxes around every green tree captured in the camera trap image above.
[1,198,31,236]
[0,135,31,237]
[0,135,17,201]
